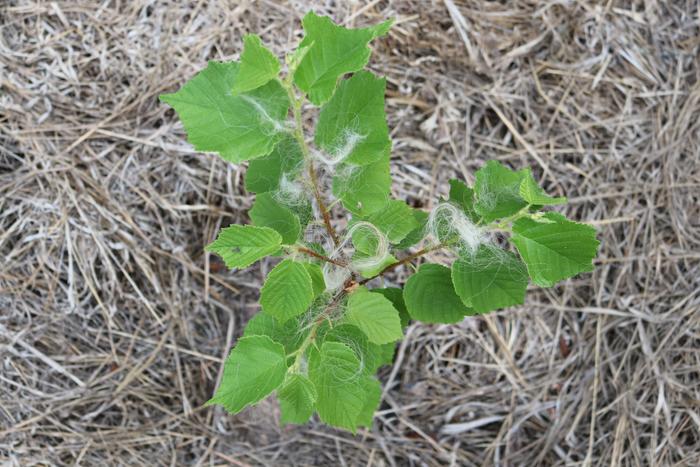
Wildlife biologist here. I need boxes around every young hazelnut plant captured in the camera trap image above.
[161,13,599,432]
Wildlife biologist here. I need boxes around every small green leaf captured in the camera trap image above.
[452,245,529,313]
[350,222,383,255]
[364,200,421,244]
[473,161,528,222]
[315,71,390,165]
[308,342,366,432]
[403,263,470,323]
[449,179,479,221]
[345,287,402,344]
[286,43,312,75]
[356,376,382,428]
[243,312,307,355]
[245,136,303,194]
[322,323,382,374]
[232,34,280,95]
[394,209,428,250]
[353,253,396,279]
[510,212,599,287]
[372,288,410,328]
[160,61,289,163]
[303,262,326,297]
[206,224,282,269]
[294,12,392,105]
[208,336,286,414]
[333,156,391,216]
[518,170,567,206]
[260,260,313,323]
[278,374,317,425]
[249,193,301,245]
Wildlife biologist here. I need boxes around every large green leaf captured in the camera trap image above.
[449,178,479,221]
[356,376,382,428]
[208,336,286,413]
[451,245,529,313]
[394,209,428,250]
[206,224,282,269]
[294,12,392,105]
[249,193,301,245]
[333,156,391,216]
[363,200,420,244]
[403,263,470,323]
[345,287,402,344]
[511,212,599,287]
[372,288,410,328]
[315,71,390,165]
[473,161,528,222]
[278,374,317,425]
[518,170,567,206]
[232,34,280,95]
[160,61,289,163]
[260,260,314,323]
[308,342,366,432]
[245,136,304,194]
[303,262,326,298]
[243,312,307,355]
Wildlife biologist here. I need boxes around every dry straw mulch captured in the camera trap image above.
[2,1,699,466]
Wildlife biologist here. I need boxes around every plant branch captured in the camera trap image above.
[294,245,347,267]
[283,81,340,247]
[358,243,448,285]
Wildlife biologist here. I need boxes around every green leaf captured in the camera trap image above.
[449,179,479,221]
[232,34,280,95]
[363,200,420,244]
[350,222,383,256]
[403,263,470,323]
[160,61,289,163]
[249,193,301,245]
[451,245,529,313]
[286,43,312,75]
[354,253,396,279]
[206,224,282,269]
[260,260,313,323]
[208,336,286,413]
[315,71,390,165]
[345,287,402,344]
[303,262,326,297]
[473,161,528,222]
[510,212,599,287]
[278,374,317,425]
[377,343,396,367]
[245,136,303,194]
[333,156,391,216]
[294,12,392,105]
[321,323,383,374]
[394,210,428,250]
[356,376,382,428]
[372,288,410,328]
[519,170,567,206]
[308,342,366,432]
[243,312,307,355]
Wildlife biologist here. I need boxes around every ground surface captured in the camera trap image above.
[1,1,699,466]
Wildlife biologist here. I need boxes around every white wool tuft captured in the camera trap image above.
[273,173,307,207]
[347,222,390,272]
[427,203,485,254]
[313,129,366,167]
